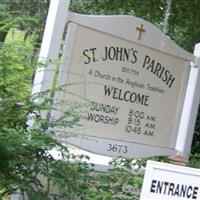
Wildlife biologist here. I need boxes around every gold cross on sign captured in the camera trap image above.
[136,24,146,40]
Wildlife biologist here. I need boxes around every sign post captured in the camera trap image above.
[175,43,200,158]
[31,0,70,120]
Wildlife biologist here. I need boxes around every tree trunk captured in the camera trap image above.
[0,31,8,42]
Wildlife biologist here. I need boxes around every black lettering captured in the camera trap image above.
[142,55,151,68]
[156,180,163,194]
[154,62,162,76]
[146,59,155,73]
[150,180,157,193]
[163,182,169,194]
[192,187,198,199]
[130,92,137,103]
[104,85,149,106]
[123,48,129,61]
[166,74,176,88]
[108,46,116,60]
[168,183,175,195]
[90,48,97,62]
[104,85,113,96]
[113,87,119,99]
[174,184,180,196]
[124,91,131,101]
[131,49,138,64]
[116,47,123,61]
[87,112,95,121]
[142,55,175,88]
[83,48,97,64]
[162,69,170,82]
[102,46,108,61]
[83,49,90,64]
[180,185,187,197]
[149,180,199,199]
[159,65,165,79]
[187,186,193,198]
[118,88,124,101]
[90,102,96,111]
[87,113,119,125]
[138,93,149,106]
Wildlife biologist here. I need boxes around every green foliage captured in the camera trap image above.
[0,32,35,130]
[189,106,200,168]
[70,0,200,53]
[0,0,48,32]
[1,1,200,199]
[0,119,93,199]
[87,168,142,200]
[169,0,200,52]
[0,28,94,199]
[0,28,141,199]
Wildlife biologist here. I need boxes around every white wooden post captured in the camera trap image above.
[175,43,200,158]
[31,0,70,112]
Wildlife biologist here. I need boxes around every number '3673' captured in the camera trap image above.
[107,144,128,154]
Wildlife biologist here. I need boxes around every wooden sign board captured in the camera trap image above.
[140,160,200,200]
[51,13,195,158]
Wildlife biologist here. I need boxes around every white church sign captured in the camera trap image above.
[140,160,200,200]
[32,0,200,158]
[51,13,195,158]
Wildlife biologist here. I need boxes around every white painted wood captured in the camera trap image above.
[68,12,195,62]
[52,22,191,158]
[175,43,200,157]
[140,160,200,200]
[51,23,78,119]
[57,23,78,87]
[56,136,175,159]
[28,0,70,125]
[10,193,23,200]
[32,0,70,105]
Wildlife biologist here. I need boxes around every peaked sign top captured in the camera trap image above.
[67,12,195,63]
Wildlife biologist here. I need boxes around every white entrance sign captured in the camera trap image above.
[51,12,196,158]
[140,160,200,200]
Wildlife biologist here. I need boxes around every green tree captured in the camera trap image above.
[0,31,94,199]
[1,1,200,200]
[0,0,49,55]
